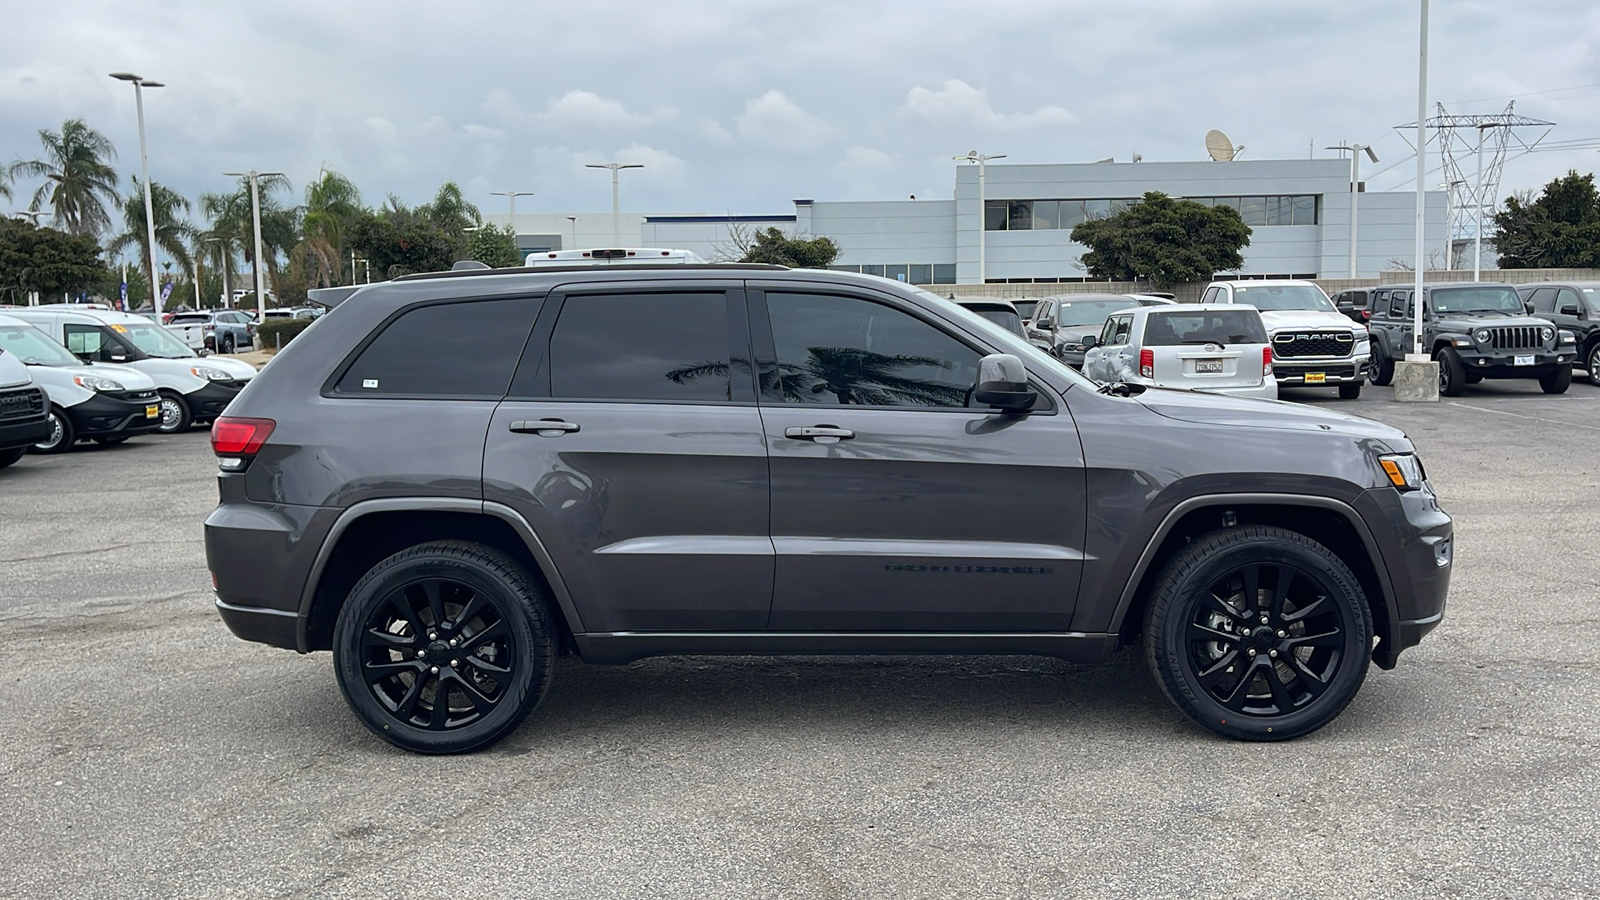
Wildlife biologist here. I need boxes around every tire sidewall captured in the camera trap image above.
[1436,347,1465,396]
[30,406,73,454]
[333,549,546,754]
[1150,534,1371,741]
[156,392,191,434]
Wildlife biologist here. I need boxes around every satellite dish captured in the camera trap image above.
[1205,129,1236,161]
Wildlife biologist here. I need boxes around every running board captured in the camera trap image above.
[573,631,1119,665]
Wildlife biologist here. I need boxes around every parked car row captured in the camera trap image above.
[0,305,258,459]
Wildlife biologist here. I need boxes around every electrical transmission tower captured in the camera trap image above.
[1399,102,1552,271]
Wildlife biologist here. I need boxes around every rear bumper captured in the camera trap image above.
[215,597,300,649]
[1206,380,1278,400]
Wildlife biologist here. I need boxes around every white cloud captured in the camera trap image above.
[838,146,894,170]
[897,80,1077,130]
[482,88,675,132]
[735,90,835,148]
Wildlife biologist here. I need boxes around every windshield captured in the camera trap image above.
[119,321,196,358]
[1431,286,1523,314]
[1144,309,1269,346]
[971,309,1026,338]
[1058,299,1138,326]
[1232,285,1335,312]
[0,324,81,366]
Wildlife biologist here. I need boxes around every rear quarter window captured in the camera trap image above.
[335,297,541,397]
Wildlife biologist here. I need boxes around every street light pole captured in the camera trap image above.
[490,190,534,237]
[566,216,579,250]
[1327,144,1379,278]
[585,163,643,246]
[109,73,164,318]
[1412,0,1429,358]
[224,170,284,319]
[955,151,1006,284]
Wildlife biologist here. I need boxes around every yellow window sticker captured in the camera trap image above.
[111,324,129,333]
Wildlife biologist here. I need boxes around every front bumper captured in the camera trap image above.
[1355,484,1452,668]
[0,415,51,450]
[185,379,247,421]
[1459,350,1570,377]
[1274,356,1369,385]
[64,391,163,438]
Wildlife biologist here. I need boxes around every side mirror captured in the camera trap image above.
[973,354,1037,412]
[1560,305,1581,316]
[1080,335,1099,350]
[1524,302,1535,313]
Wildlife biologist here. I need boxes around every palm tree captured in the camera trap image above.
[298,169,364,288]
[418,181,480,233]
[106,178,196,288]
[8,118,120,237]
[0,167,11,202]
[200,174,296,306]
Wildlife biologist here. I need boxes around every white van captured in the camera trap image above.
[0,345,51,468]
[523,248,708,267]
[7,306,257,433]
[0,314,163,452]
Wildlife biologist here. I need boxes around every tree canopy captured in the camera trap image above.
[737,227,840,267]
[1069,192,1251,288]
[0,219,105,300]
[8,118,120,238]
[463,223,522,268]
[1491,170,1600,269]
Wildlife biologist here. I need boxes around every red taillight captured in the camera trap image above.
[1139,349,1154,379]
[211,416,276,456]
[1361,309,1371,320]
[1263,347,1274,376]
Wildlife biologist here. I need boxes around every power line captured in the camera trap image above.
[1442,81,1600,106]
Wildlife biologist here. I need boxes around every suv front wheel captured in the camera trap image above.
[333,540,556,754]
[1143,525,1372,741]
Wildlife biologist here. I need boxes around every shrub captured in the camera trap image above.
[255,317,315,350]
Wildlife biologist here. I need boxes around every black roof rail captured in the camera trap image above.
[390,262,790,283]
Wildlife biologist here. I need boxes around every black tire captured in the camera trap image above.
[1143,525,1372,741]
[29,406,75,454]
[1540,364,1572,395]
[1435,346,1466,397]
[1369,348,1394,386]
[0,446,25,468]
[333,540,556,754]
[1464,372,1483,384]
[1337,382,1362,400]
[1587,343,1600,383]
[155,391,192,434]
[221,334,236,354]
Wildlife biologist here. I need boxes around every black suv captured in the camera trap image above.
[1366,282,1577,395]
[205,265,1452,752]
[1516,282,1600,382]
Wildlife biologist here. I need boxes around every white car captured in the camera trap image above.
[1202,279,1370,399]
[1082,304,1278,400]
[0,314,164,453]
[6,306,257,434]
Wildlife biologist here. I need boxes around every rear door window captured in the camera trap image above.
[335,297,540,397]
[546,292,735,402]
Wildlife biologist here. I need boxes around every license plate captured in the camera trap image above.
[1195,359,1224,373]
[1514,354,1534,366]
[1304,372,1326,384]
[145,405,160,419]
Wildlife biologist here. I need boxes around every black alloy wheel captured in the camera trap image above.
[1144,525,1371,741]
[155,391,192,434]
[1435,346,1466,397]
[333,541,555,754]
[1587,343,1600,383]
[1369,348,1394,386]
[30,406,74,454]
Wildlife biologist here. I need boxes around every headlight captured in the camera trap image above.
[72,374,123,392]
[1542,326,1555,342]
[1559,329,1577,345]
[1474,328,1491,343]
[1379,453,1426,491]
[190,366,232,381]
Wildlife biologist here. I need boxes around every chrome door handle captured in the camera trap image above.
[784,425,855,443]
[509,418,580,436]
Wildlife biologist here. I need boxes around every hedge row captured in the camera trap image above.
[255,318,315,350]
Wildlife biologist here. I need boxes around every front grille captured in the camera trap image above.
[1487,326,1543,350]
[108,389,159,403]
[1272,331,1355,358]
[0,387,46,423]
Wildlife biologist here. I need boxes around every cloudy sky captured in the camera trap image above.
[3,0,1598,221]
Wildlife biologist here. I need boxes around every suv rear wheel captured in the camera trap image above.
[1143,525,1371,741]
[333,540,556,754]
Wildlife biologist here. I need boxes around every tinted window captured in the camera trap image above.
[765,292,979,408]
[1556,288,1582,315]
[337,298,539,397]
[1143,310,1268,346]
[1527,288,1556,313]
[549,292,731,402]
[1110,316,1132,345]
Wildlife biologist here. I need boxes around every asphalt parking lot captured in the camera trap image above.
[2,379,1598,899]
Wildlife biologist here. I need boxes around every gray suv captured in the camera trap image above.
[205,265,1453,753]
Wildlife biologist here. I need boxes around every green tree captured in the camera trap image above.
[1491,170,1600,269]
[7,118,120,238]
[738,227,840,267]
[347,198,461,279]
[106,178,196,287]
[0,218,105,301]
[463,222,521,267]
[298,169,366,288]
[1070,192,1250,288]
[417,181,480,233]
[200,174,297,307]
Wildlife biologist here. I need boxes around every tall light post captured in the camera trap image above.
[1327,143,1379,278]
[109,72,164,317]
[223,170,284,318]
[206,237,231,308]
[955,150,1006,284]
[490,190,534,233]
[566,216,579,250]
[1412,0,1428,358]
[585,163,642,247]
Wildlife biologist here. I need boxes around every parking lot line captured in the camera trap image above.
[1444,400,1600,431]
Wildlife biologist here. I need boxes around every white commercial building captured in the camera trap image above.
[489,158,1448,284]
